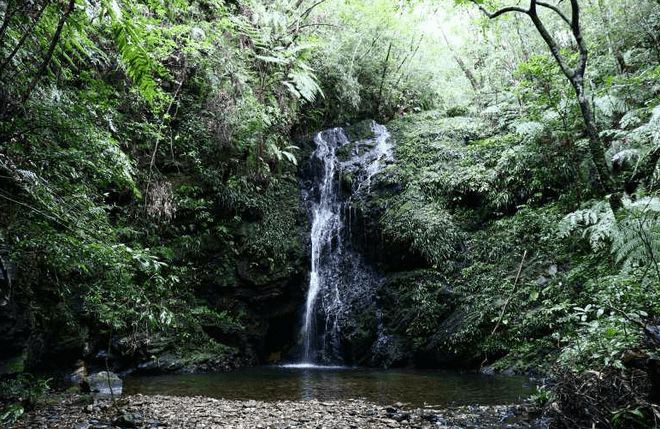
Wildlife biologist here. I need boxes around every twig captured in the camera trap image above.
[480,250,528,369]
[491,250,528,337]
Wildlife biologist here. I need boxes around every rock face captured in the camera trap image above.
[296,121,395,365]
[13,394,550,429]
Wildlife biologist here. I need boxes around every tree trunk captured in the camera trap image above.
[440,30,480,92]
[376,42,392,117]
[571,77,613,191]
[455,54,480,92]
[596,0,626,73]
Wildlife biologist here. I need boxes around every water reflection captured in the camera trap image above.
[124,367,535,407]
[299,368,313,401]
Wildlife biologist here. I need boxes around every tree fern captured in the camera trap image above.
[561,196,660,279]
[612,196,660,272]
[287,68,323,103]
[559,201,615,251]
[234,3,323,105]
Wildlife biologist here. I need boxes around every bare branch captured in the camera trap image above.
[300,0,327,20]
[376,41,393,114]
[469,0,528,18]
[569,0,588,75]
[526,1,575,79]
[296,23,339,31]
[570,0,580,29]
[537,1,571,25]
[441,29,479,91]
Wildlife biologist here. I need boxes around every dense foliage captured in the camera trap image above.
[1,0,659,427]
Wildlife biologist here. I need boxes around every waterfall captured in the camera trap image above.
[301,128,344,363]
[298,121,393,365]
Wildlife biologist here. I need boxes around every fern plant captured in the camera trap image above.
[102,0,165,104]
[560,195,660,280]
[612,196,660,272]
[559,200,616,251]
[607,104,660,186]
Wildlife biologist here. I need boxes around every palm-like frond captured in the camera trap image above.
[561,196,660,275]
[612,196,660,269]
[559,201,615,251]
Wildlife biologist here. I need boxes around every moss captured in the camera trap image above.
[445,105,471,117]
[239,176,305,284]
[344,119,376,141]
[0,353,26,375]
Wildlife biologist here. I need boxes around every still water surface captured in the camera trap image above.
[124,366,535,407]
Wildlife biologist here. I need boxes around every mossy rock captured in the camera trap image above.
[344,119,376,141]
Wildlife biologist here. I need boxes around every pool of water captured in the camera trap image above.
[123,366,536,407]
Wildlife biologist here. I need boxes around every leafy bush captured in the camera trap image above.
[0,375,50,426]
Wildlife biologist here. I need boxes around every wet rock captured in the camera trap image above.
[70,359,88,389]
[391,412,410,422]
[344,119,377,142]
[87,371,123,396]
[480,366,495,376]
[420,412,440,423]
[113,412,142,428]
[501,367,517,376]
[137,354,183,374]
[536,275,549,286]
[645,325,660,343]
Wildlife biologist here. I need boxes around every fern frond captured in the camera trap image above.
[287,69,323,103]
[559,201,614,251]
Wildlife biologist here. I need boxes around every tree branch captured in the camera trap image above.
[527,1,575,79]
[536,1,571,25]
[295,23,339,31]
[441,29,479,91]
[0,1,19,46]
[299,0,327,20]
[469,0,528,18]
[490,250,528,337]
[376,41,392,115]
[21,0,75,104]
[0,1,49,78]
[569,0,588,75]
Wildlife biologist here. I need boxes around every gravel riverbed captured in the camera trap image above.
[11,394,550,429]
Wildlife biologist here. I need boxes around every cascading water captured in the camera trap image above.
[298,121,393,365]
[300,128,344,363]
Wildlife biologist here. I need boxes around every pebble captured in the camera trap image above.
[10,394,549,429]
